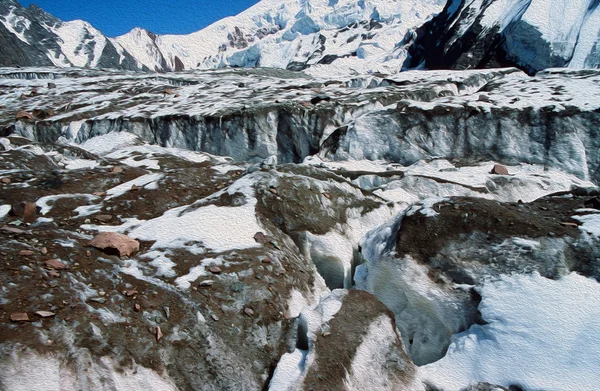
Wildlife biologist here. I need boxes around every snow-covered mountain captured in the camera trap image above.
[0,0,139,70]
[2,0,600,74]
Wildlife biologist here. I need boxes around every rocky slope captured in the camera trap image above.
[1,66,600,390]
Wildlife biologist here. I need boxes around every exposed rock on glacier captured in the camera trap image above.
[270,289,421,391]
[0,134,331,390]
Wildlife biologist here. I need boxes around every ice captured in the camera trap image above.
[0,205,11,219]
[421,272,600,390]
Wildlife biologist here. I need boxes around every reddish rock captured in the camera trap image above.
[560,222,579,227]
[22,202,37,223]
[491,164,509,175]
[19,250,35,257]
[125,289,138,297]
[244,308,254,316]
[92,191,107,196]
[1,177,11,184]
[134,303,141,312]
[15,111,33,120]
[10,313,30,322]
[45,259,66,269]
[41,247,48,255]
[88,232,140,257]
[209,266,222,274]
[47,270,60,278]
[111,166,124,174]
[156,326,163,342]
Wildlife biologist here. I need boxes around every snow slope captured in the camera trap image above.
[421,273,600,391]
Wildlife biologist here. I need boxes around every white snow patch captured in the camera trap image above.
[105,174,163,200]
[573,213,600,236]
[36,194,99,215]
[421,272,600,390]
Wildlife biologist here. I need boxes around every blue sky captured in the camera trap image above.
[20,0,261,37]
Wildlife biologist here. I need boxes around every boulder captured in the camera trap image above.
[88,232,140,257]
[491,164,509,175]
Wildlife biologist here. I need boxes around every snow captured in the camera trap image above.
[573,213,600,236]
[174,258,222,289]
[105,173,163,200]
[36,194,99,215]
[0,7,31,44]
[51,20,107,68]
[79,132,142,155]
[0,351,177,391]
[63,158,100,170]
[129,175,263,254]
[421,272,600,391]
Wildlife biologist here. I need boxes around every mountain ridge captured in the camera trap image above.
[1,0,599,75]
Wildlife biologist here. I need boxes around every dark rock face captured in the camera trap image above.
[404,0,600,74]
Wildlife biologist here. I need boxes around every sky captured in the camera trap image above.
[19,0,261,37]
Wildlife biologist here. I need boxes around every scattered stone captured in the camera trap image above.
[199,280,214,287]
[35,311,56,318]
[88,232,140,257]
[15,111,33,120]
[209,266,222,274]
[10,313,30,322]
[111,166,124,173]
[47,270,60,278]
[125,289,138,297]
[585,197,600,210]
[244,308,254,316]
[94,214,113,223]
[1,177,10,184]
[560,222,579,227]
[261,258,272,264]
[134,303,141,312]
[164,307,170,320]
[1,225,26,234]
[321,331,332,337]
[156,326,163,342]
[211,314,219,321]
[253,232,268,244]
[47,82,56,89]
[19,250,35,257]
[86,250,91,257]
[491,164,509,175]
[41,247,48,255]
[45,259,66,269]
[89,297,107,304]
[92,191,106,196]
[269,188,278,195]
